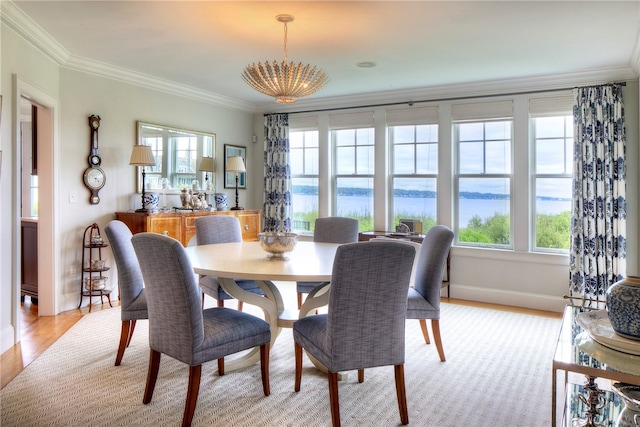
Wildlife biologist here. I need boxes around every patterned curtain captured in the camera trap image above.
[569,84,626,303]
[263,113,292,232]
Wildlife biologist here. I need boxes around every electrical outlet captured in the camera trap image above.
[69,191,78,204]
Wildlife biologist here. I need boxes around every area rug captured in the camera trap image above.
[1,300,560,426]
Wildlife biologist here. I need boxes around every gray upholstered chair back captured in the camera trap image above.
[413,225,454,309]
[132,233,204,364]
[325,241,415,371]
[195,215,242,245]
[314,217,359,243]
[104,220,146,319]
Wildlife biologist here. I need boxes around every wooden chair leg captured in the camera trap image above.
[394,364,409,425]
[431,319,446,362]
[328,371,341,427]
[182,365,202,427]
[217,358,224,376]
[127,320,137,347]
[143,349,161,404]
[260,343,270,396]
[237,300,244,311]
[217,299,224,307]
[201,292,205,309]
[358,369,364,383]
[419,319,431,344]
[297,292,303,309]
[115,320,131,366]
[294,342,303,392]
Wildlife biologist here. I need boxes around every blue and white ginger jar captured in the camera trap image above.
[606,276,640,341]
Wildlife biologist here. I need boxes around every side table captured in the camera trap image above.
[552,306,640,426]
[358,231,451,297]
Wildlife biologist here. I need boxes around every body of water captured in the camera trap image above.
[293,194,570,226]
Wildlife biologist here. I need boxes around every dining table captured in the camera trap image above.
[184,240,341,372]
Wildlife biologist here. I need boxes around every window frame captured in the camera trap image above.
[289,128,320,233]
[388,123,439,232]
[530,113,573,253]
[454,118,514,249]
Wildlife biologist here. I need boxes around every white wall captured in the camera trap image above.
[1,23,255,352]
[54,69,255,312]
[2,12,639,353]
[250,83,640,314]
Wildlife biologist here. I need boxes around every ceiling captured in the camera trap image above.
[9,1,640,111]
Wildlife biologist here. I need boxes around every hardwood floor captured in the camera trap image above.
[0,297,119,389]
[0,295,560,390]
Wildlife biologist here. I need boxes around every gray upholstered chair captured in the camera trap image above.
[407,225,454,362]
[131,232,271,427]
[293,240,416,427]
[296,217,359,309]
[104,220,148,366]
[195,215,265,311]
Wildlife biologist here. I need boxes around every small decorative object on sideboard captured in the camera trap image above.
[606,275,640,341]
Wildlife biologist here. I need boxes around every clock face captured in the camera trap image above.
[84,167,105,190]
[90,155,101,166]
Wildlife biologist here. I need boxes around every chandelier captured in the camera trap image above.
[242,15,328,104]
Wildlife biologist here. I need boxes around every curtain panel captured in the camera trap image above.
[569,84,626,303]
[263,113,292,232]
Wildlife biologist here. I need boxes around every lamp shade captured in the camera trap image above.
[129,145,156,166]
[198,156,214,172]
[226,156,246,173]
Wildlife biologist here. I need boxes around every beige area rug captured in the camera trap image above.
[1,296,560,426]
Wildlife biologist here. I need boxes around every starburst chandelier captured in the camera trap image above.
[242,15,328,104]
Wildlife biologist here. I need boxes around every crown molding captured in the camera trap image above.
[631,29,640,77]
[257,66,638,114]
[4,0,638,116]
[2,0,256,113]
[1,0,70,64]
[63,55,255,112]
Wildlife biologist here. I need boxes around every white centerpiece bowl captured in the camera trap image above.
[258,232,298,260]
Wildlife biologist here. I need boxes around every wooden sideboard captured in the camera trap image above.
[115,210,261,246]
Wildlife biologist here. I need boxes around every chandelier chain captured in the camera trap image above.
[283,20,288,63]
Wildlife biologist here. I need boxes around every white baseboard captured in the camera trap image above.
[450,284,567,314]
[1,324,16,354]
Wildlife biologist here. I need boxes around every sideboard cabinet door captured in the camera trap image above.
[115,210,261,246]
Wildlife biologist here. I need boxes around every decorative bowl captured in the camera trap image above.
[84,276,108,291]
[258,232,298,260]
[90,259,106,270]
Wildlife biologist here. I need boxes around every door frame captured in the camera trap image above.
[12,75,59,344]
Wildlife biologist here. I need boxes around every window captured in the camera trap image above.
[532,115,573,251]
[455,119,513,247]
[390,124,438,231]
[333,127,375,230]
[290,130,319,232]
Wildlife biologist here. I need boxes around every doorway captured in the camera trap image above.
[12,76,57,348]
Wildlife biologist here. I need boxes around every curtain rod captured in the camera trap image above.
[264,81,627,116]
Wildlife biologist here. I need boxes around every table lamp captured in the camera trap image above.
[226,156,246,210]
[129,144,156,212]
[198,156,214,192]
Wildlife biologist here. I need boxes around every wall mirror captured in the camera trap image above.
[136,121,216,193]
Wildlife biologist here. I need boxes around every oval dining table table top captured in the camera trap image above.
[185,241,340,282]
